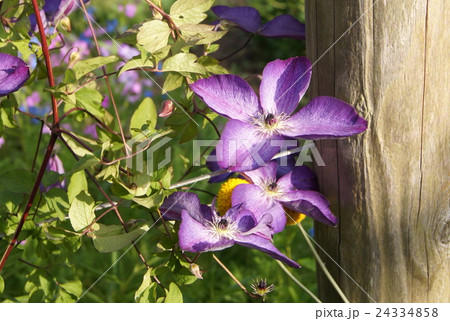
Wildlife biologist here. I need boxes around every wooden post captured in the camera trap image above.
[306,0,449,302]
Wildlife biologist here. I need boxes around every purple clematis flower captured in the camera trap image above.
[0,137,5,149]
[212,6,305,40]
[0,53,30,97]
[160,192,300,268]
[30,0,89,32]
[191,57,368,172]
[231,161,335,233]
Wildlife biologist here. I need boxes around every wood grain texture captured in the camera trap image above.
[306,0,449,302]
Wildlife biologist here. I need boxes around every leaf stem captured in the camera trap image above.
[212,254,258,298]
[219,34,254,61]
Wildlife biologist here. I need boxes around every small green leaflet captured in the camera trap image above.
[72,55,119,79]
[169,0,215,25]
[137,20,171,53]
[91,223,150,253]
[68,191,96,232]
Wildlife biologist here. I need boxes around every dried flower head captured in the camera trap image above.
[251,278,275,301]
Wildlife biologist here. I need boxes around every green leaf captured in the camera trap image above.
[39,273,54,298]
[164,282,183,303]
[116,25,141,45]
[68,171,88,204]
[72,55,119,79]
[68,191,95,232]
[132,190,164,209]
[0,95,18,130]
[130,97,157,136]
[42,188,70,221]
[197,56,229,75]
[137,20,171,53]
[118,55,154,77]
[180,120,198,144]
[163,73,184,93]
[64,154,99,176]
[162,53,207,75]
[134,268,154,302]
[91,224,123,237]
[75,87,105,119]
[59,280,83,297]
[170,0,214,25]
[0,275,4,293]
[173,268,199,285]
[179,24,227,45]
[92,224,150,253]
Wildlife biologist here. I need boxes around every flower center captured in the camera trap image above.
[218,218,228,229]
[207,216,240,241]
[264,113,277,126]
[252,112,291,136]
[263,180,284,200]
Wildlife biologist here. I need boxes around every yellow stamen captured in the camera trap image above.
[216,178,249,215]
[284,207,306,225]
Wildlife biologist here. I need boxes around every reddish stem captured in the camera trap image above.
[0,0,60,272]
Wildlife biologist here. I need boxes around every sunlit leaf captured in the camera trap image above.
[162,53,207,75]
[170,0,214,25]
[72,55,119,79]
[137,20,171,53]
[164,282,183,303]
[92,224,150,253]
[68,191,96,232]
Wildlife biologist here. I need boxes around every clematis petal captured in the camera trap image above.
[282,190,337,226]
[216,120,282,172]
[160,192,212,221]
[291,165,319,191]
[45,0,88,22]
[224,205,257,233]
[276,165,318,192]
[259,57,311,116]
[275,171,296,193]
[241,213,274,239]
[280,96,368,139]
[275,153,297,178]
[191,75,260,123]
[231,184,286,233]
[235,234,300,268]
[258,15,305,40]
[179,210,235,252]
[212,6,261,33]
[0,53,30,97]
[244,161,277,186]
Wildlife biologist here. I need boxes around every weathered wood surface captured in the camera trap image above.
[306,0,449,302]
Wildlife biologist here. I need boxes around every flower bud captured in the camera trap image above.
[60,17,72,32]
[68,51,81,68]
[189,263,203,279]
[159,100,174,117]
